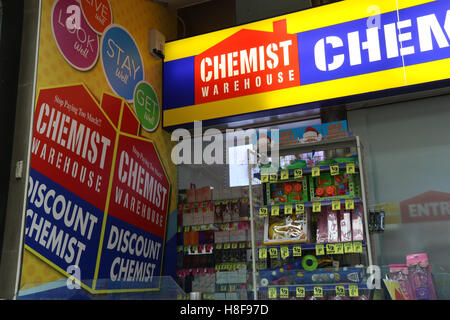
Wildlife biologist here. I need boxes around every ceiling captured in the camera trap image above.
[153,0,212,9]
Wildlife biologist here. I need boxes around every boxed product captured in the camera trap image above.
[406,253,437,300]
[230,200,241,221]
[327,209,339,243]
[214,231,230,243]
[192,207,204,225]
[263,211,309,245]
[214,201,224,223]
[309,173,359,201]
[212,188,222,201]
[389,264,413,300]
[266,178,308,205]
[352,203,365,241]
[222,201,232,222]
[195,186,212,202]
[340,211,352,242]
[316,210,328,243]
[202,202,215,224]
[239,198,250,219]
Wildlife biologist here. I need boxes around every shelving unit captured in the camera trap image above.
[247,136,374,300]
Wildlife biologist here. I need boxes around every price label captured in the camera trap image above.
[269,247,278,259]
[261,174,269,182]
[335,243,344,254]
[280,287,289,299]
[326,243,336,254]
[345,199,355,210]
[270,173,278,182]
[215,243,223,250]
[292,245,302,257]
[239,242,246,249]
[330,164,340,176]
[353,241,363,253]
[259,207,268,217]
[184,226,190,232]
[313,286,323,298]
[332,200,341,211]
[315,244,325,256]
[280,246,290,259]
[231,243,238,249]
[344,242,354,253]
[296,287,305,298]
[284,204,293,215]
[229,284,237,291]
[312,166,321,177]
[281,170,289,180]
[346,162,356,174]
[312,201,322,213]
[295,203,305,214]
[184,246,190,253]
[224,243,230,249]
[268,287,277,299]
[336,286,346,297]
[259,247,267,259]
[271,206,280,216]
[349,285,359,297]
[294,168,303,179]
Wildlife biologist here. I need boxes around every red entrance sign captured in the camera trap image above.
[400,191,450,223]
[194,19,300,105]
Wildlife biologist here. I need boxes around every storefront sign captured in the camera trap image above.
[400,191,450,223]
[101,24,144,103]
[163,0,450,128]
[81,0,113,34]
[52,0,99,71]
[25,85,170,293]
[134,81,160,132]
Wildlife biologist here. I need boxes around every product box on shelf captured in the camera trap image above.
[266,177,309,205]
[406,253,438,300]
[263,210,310,245]
[309,173,359,202]
[352,203,365,241]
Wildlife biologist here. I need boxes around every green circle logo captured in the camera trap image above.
[133,81,160,132]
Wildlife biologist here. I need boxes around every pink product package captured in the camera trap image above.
[406,253,438,300]
[340,211,352,242]
[327,209,339,243]
[389,264,413,300]
[316,211,328,243]
[351,203,364,241]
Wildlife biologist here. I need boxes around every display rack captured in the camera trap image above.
[247,136,374,300]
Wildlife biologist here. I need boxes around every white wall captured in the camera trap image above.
[348,94,450,270]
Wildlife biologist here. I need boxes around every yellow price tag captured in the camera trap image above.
[315,244,325,256]
[296,287,305,298]
[261,174,269,182]
[353,241,363,253]
[332,200,341,211]
[270,173,278,182]
[313,201,322,213]
[294,168,303,178]
[216,243,223,249]
[312,166,321,177]
[231,243,238,249]
[330,164,340,176]
[281,170,289,180]
[224,243,230,249]
[259,207,268,217]
[349,285,359,297]
[239,242,246,249]
[271,206,280,216]
[184,226,190,232]
[346,162,356,174]
[280,287,289,299]
[269,247,278,259]
[345,199,355,210]
[326,243,336,255]
[295,203,305,214]
[284,204,293,215]
[336,286,346,297]
[268,287,277,299]
[259,247,267,259]
[344,242,354,253]
[280,246,290,259]
[292,245,302,257]
[313,286,323,298]
[335,243,344,254]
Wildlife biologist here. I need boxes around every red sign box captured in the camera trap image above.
[194,19,300,104]
[400,191,450,223]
